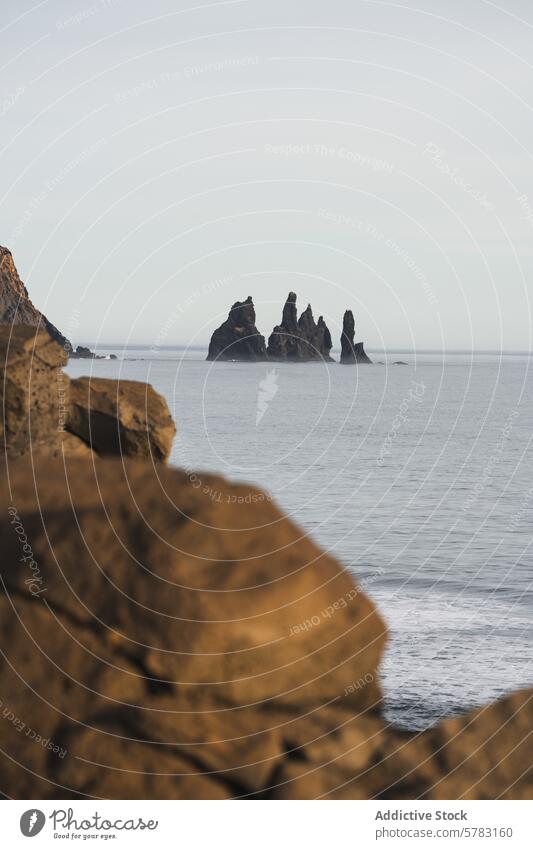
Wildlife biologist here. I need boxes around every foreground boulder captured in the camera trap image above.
[267,293,334,362]
[0,453,530,799]
[68,377,175,461]
[207,296,267,361]
[0,326,175,462]
[0,455,385,798]
[340,310,372,364]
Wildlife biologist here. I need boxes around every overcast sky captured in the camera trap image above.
[2,0,533,351]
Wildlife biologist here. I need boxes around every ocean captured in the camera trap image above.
[66,348,533,730]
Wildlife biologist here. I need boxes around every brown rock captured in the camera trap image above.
[66,377,176,462]
[0,245,71,351]
[0,326,70,457]
[0,454,530,800]
[0,327,175,463]
[0,455,385,798]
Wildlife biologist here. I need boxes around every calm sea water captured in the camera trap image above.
[67,349,533,729]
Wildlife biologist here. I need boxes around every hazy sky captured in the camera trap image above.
[2,0,533,351]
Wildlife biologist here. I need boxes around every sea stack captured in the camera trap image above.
[267,292,301,360]
[298,305,334,362]
[207,296,267,361]
[267,292,334,361]
[340,309,372,364]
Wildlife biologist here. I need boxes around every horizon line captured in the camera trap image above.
[78,344,533,356]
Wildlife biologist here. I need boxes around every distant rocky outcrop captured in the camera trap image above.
[209,294,370,364]
[0,245,97,359]
[0,326,175,461]
[267,292,334,361]
[207,296,267,361]
[71,345,96,359]
[340,309,372,364]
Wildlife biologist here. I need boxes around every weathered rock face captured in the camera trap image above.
[267,293,334,361]
[207,296,267,361]
[353,342,372,364]
[0,245,99,358]
[267,291,301,360]
[340,309,356,363]
[0,454,530,800]
[0,327,175,462]
[68,377,176,461]
[340,309,372,364]
[298,305,334,361]
[0,246,71,351]
[0,325,76,458]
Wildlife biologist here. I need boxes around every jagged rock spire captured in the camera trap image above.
[207,296,267,361]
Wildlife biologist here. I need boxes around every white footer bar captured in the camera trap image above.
[3,799,531,848]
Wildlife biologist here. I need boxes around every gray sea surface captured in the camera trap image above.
[67,348,533,729]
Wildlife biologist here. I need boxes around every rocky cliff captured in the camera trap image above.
[207,296,267,361]
[0,326,175,461]
[0,245,96,358]
[0,246,70,350]
[0,329,530,800]
[340,309,372,364]
[267,292,334,361]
